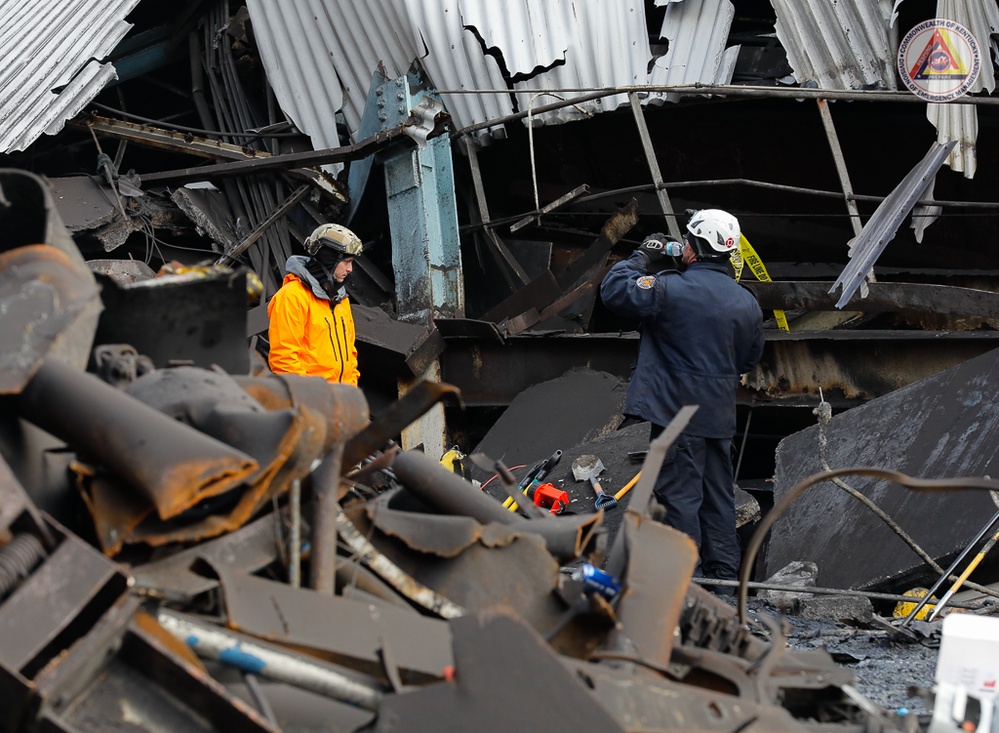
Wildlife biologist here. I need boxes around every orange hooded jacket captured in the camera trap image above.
[267,269,359,386]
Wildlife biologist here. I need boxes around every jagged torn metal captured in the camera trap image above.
[830,140,956,310]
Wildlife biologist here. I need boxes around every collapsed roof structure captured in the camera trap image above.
[4,0,999,461]
[3,1,999,730]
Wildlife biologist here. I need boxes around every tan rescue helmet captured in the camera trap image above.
[304,223,363,257]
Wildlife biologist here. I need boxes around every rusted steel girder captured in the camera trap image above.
[748,330,999,403]
[746,280,999,321]
[75,114,347,206]
[438,330,999,407]
[138,107,452,186]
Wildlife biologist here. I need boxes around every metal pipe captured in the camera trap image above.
[215,184,310,265]
[816,98,863,238]
[444,85,999,140]
[188,31,216,133]
[628,91,682,240]
[289,479,301,588]
[692,577,983,610]
[310,445,345,595]
[17,358,258,521]
[156,609,383,711]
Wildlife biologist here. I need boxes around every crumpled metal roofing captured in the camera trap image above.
[246,0,511,149]
[924,0,999,178]
[245,0,737,147]
[0,0,141,154]
[648,0,740,104]
[771,0,897,91]
[465,0,654,126]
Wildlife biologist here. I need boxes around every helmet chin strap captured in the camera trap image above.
[315,258,348,303]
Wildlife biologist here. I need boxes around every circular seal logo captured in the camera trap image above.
[897,19,981,102]
[636,275,656,290]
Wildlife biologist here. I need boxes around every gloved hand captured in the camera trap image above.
[636,232,683,272]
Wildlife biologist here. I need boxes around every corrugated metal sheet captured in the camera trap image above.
[468,0,651,126]
[771,0,897,90]
[247,1,714,142]
[0,0,140,154]
[925,0,999,178]
[246,0,512,149]
[648,0,739,104]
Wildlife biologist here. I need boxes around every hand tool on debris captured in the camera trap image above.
[928,492,999,621]
[900,505,999,628]
[571,455,617,510]
[527,482,570,514]
[504,449,562,513]
[927,526,999,621]
[614,471,641,502]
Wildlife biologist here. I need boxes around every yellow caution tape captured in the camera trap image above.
[734,234,789,332]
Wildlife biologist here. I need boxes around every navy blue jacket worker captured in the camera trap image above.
[599,209,764,590]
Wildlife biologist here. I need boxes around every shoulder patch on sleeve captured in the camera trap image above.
[636,275,656,290]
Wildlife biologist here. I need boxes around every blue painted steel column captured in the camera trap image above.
[379,70,464,323]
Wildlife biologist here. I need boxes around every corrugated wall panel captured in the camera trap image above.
[248,1,669,140]
[503,1,652,125]
[0,0,140,153]
[402,0,515,134]
[771,0,896,90]
[247,0,512,150]
[925,0,999,178]
[649,0,737,102]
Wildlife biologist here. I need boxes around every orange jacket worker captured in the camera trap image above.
[267,223,363,386]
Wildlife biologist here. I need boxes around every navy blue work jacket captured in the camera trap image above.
[599,252,765,439]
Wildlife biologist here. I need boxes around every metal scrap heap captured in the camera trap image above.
[0,168,915,733]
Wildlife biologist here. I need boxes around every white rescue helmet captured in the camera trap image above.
[304,223,363,257]
[686,209,740,254]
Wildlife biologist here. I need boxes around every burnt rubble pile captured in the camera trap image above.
[0,168,936,733]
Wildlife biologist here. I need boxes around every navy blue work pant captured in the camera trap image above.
[650,426,740,581]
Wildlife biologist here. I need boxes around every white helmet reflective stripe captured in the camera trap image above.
[305,223,363,257]
[686,209,740,254]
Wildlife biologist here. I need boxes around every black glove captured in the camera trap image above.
[636,233,682,272]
